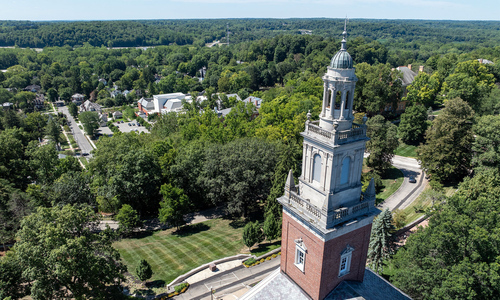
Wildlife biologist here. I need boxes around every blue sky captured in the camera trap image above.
[0,0,498,21]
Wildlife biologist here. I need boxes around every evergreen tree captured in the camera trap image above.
[242,221,263,251]
[264,142,301,218]
[135,259,153,285]
[263,213,281,241]
[367,209,395,273]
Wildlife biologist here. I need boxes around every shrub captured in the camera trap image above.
[244,258,257,266]
[174,282,189,293]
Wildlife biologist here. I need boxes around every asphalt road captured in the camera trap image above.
[58,106,94,157]
[378,155,428,211]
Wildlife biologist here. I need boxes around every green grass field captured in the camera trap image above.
[394,143,417,158]
[113,218,278,285]
[376,167,404,204]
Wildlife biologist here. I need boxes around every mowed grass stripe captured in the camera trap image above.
[113,219,248,284]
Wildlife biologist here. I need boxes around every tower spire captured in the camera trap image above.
[341,17,348,51]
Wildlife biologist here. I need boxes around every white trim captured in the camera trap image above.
[294,239,306,272]
[339,244,354,277]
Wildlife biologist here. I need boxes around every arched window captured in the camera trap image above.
[335,91,341,109]
[340,157,350,185]
[312,154,321,183]
[345,91,350,109]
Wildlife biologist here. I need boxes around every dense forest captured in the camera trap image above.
[0,18,500,299]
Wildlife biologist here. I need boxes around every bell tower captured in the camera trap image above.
[278,21,379,300]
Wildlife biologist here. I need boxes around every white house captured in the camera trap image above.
[152,93,188,114]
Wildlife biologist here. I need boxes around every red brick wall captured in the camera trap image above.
[281,211,372,300]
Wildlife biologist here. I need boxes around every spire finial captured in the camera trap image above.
[341,17,348,51]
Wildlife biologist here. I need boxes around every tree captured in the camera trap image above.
[0,251,27,300]
[397,104,428,145]
[158,184,190,230]
[390,170,500,299]
[14,205,126,299]
[79,111,100,136]
[242,221,263,251]
[417,98,474,182]
[26,141,59,185]
[263,213,281,241]
[367,209,395,273]
[403,72,440,108]
[471,115,500,174]
[45,117,61,145]
[135,259,153,285]
[441,60,495,110]
[199,138,278,217]
[365,115,399,174]
[116,204,142,234]
[67,102,78,118]
[354,63,402,113]
[49,171,94,206]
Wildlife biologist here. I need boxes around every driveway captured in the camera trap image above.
[378,155,427,211]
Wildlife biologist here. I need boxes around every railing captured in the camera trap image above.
[335,124,366,144]
[288,191,323,221]
[305,121,366,145]
[307,123,333,139]
[329,198,374,226]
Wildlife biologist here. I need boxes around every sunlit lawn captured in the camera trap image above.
[394,143,417,158]
[113,218,279,285]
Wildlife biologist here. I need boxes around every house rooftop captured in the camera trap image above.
[396,66,418,86]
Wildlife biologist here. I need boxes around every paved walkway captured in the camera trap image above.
[176,257,281,300]
[99,206,226,231]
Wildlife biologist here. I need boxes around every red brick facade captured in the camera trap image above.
[281,211,372,300]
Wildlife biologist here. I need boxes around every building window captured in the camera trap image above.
[294,238,307,272]
[312,154,321,183]
[345,91,350,109]
[340,156,350,185]
[339,245,354,277]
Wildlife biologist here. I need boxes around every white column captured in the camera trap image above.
[322,84,328,117]
[330,87,335,118]
[348,86,355,119]
[339,92,345,120]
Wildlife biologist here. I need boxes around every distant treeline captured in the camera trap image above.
[0,19,500,48]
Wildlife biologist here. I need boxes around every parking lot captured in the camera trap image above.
[97,120,150,136]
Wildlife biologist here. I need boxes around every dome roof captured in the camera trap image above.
[330,49,353,69]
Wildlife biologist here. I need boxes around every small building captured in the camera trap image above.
[33,94,45,110]
[71,93,85,104]
[112,111,123,120]
[2,102,13,109]
[99,113,107,126]
[54,100,65,107]
[24,84,41,93]
[80,100,102,113]
[98,78,107,86]
[138,97,155,115]
[242,96,263,109]
[110,90,121,98]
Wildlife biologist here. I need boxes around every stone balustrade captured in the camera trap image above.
[305,121,366,145]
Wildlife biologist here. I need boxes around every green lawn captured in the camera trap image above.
[394,143,417,158]
[114,219,251,285]
[376,167,404,204]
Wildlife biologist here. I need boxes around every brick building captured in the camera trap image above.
[241,23,411,300]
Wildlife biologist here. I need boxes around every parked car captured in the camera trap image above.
[128,123,131,126]
[82,153,89,156]
[409,176,416,183]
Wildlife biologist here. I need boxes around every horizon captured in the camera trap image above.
[1,0,498,22]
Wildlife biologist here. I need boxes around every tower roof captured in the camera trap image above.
[330,19,353,69]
